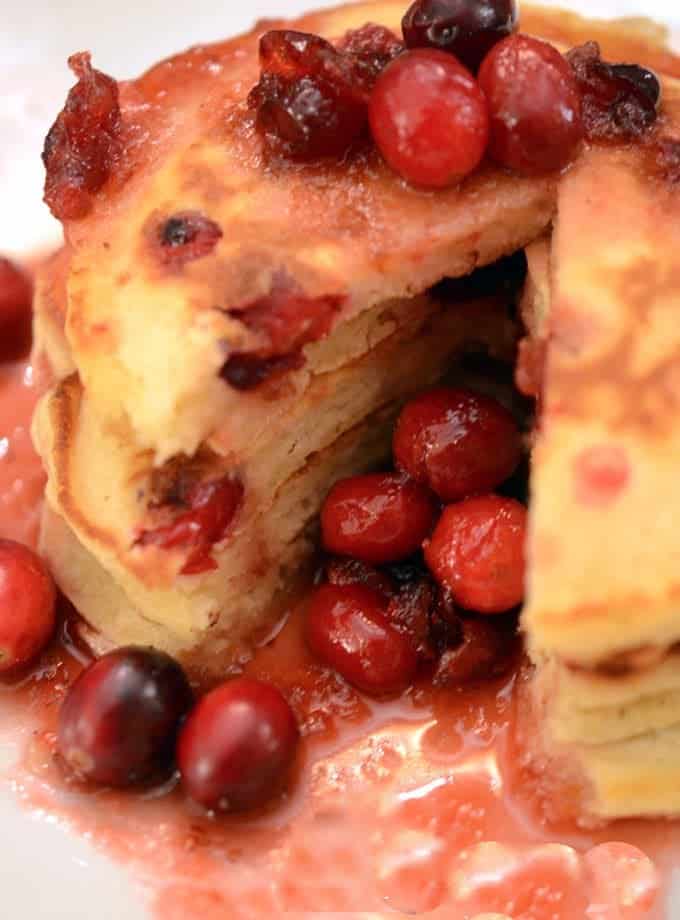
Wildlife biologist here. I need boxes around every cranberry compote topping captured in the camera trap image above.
[325,557,396,601]
[424,494,526,613]
[0,257,33,361]
[137,475,244,575]
[306,584,418,696]
[43,52,121,220]
[478,34,583,175]
[250,30,369,159]
[58,647,193,787]
[567,42,660,141]
[338,23,405,87]
[386,576,459,661]
[402,0,518,73]
[0,541,56,673]
[369,49,489,187]
[321,473,437,565]
[177,678,299,811]
[157,212,223,266]
[393,387,522,502]
[434,616,512,685]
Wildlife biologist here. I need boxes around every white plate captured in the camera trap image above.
[1,1,679,917]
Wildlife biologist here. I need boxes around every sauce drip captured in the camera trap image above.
[0,354,677,919]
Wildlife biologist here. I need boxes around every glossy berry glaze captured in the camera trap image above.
[1,340,679,917]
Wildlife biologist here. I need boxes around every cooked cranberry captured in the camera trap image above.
[43,53,121,220]
[157,212,222,265]
[137,476,243,575]
[369,49,489,187]
[250,30,368,159]
[386,577,459,661]
[402,0,518,72]
[424,495,526,613]
[321,473,437,565]
[478,34,583,175]
[568,42,660,141]
[221,352,303,391]
[0,257,33,361]
[58,647,193,786]
[434,616,512,685]
[306,584,418,696]
[338,23,405,87]
[177,678,299,811]
[0,541,56,673]
[393,388,522,502]
[325,557,396,600]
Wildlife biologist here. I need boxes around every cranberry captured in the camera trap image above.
[250,30,368,159]
[177,678,299,811]
[0,257,33,361]
[58,647,193,786]
[478,34,583,175]
[321,473,437,565]
[386,576,458,661]
[43,53,121,220]
[568,42,660,141]
[424,495,526,613]
[393,388,522,502]
[157,212,223,265]
[325,557,396,600]
[338,24,405,87]
[0,541,56,673]
[306,584,418,696]
[402,0,518,73]
[434,616,512,685]
[369,49,489,187]
[137,475,243,575]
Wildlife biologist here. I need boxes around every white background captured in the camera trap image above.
[0,1,678,917]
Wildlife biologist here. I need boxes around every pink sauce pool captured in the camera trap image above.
[0,351,677,919]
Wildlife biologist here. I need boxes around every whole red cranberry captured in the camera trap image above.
[424,495,526,613]
[321,473,437,565]
[393,387,522,502]
[478,34,583,175]
[58,647,194,787]
[369,49,489,188]
[338,24,405,87]
[177,678,299,811]
[0,540,56,672]
[0,258,33,362]
[306,584,418,696]
[402,0,518,73]
[434,616,513,685]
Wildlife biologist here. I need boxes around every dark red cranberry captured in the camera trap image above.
[137,476,243,575]
[393,388,522,502]
[386,577,459,661]
[250,30,368,159]
[338,23,405,87]
[306,584,418,696]
[434,616,512,685]
[478,34,583,175]
[43,53,121,220]
[321,473,437,565]
[369,49,489,187]
[58,647,193,786]
[567,42,660,141]
[221,352,304,391]
[402,0,518,73]
[177,678,299,811]
[424,495,526,613]
[0,541,56,673]
[0,258,33,361]
[325,557,396,601]
[157,212,222,265]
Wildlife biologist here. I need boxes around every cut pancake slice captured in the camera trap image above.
[521,86,680,820]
